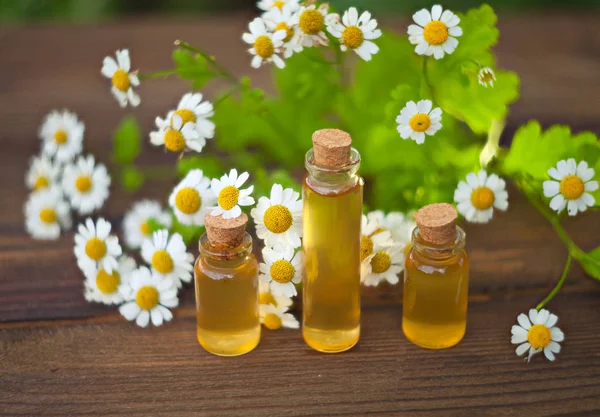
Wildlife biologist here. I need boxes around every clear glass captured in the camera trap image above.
[302,148,363,353]
[194,233,260,356]
[403,227,469,349]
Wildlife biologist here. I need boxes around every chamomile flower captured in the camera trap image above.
[543,159,598,216]
[367,210,415,247]
[360,214,393,264]
[260,304,299,330]
[150,114,202,154]
[454,170,508,224]
[362,246,405,287]
[119,266,178,328]
[74,217,122,274]
[326,7,382,61]
[511,309,564,362]
[396,100,443,144]
[259,275,294,310]
[260,245,303,297]
[257,0,300,12]
[408,5,462,60]
[263,5,303,58]
[39,110,84,163]
[101,49,140,107]
[25,155,61,192]
[141,229,194,288]
[210,169,255,219]
[24,187,71,240]
[122,200,172,249]
[291,3,333,48]
[243,17,287,69]
[478,67,496,87]
[62,155,110,215]
[83,255,136,305]
[251,183,302,249]
[168,169,215,226]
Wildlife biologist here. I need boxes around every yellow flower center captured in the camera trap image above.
[270,259,295,284]
[139,221,151,235]
[409,113,431,132]
[175,187,201,214]
[96,269,120,294]
[480,69,494,84]
[54,129,68,144]
[254,35,275,58]
[172,109,197,125]
[34,176,50,190]
[151,250,174,274]
[559,175,585,200]
[299,9,324,35]
[527,324,552,349]
[218,186,240,211]
[470,186,495,210]
[263,313,283,330]
[111,68,131,92]
[341,25,364,49]
[360,235,374,262]
[259,291,277,306]
[85,237,107,261]
[264,204,293,234]
[164,129,186,152]
[75,175,92,193]
[370,252,391,274]
[275,22,294,43]
[273,0,284,10]
[136,285,159,310]
[423,20,449,46]
[39,208,57,224]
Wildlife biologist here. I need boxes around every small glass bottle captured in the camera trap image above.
[194,213,260,356]
[402,203,469,349]
[303,129,363,353]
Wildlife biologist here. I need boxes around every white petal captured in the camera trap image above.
[517,313,531,330]
[135,310,150,327]
[543,180,560,197]
[551,327,564,342]
[549,194,566,213]
[515,342,530,356]
[431,5,442,20]
[412,9,432,27]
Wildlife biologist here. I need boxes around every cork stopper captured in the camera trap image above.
[312,129,352,168]
[415,203,457,245]
[204,213,248,249]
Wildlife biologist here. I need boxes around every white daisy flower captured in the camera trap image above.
[259,275,294,310]
[150,114,202,154]
[263,5,303,58]
[361,214,393,264]
[123,200,172,249]
[251,183,302,249]
[478,67,496,87]
[119,266,179,328]
[24,187,71,240]
[257,0,300,12]
[511,308,564,362]
[83,255,136,305]
[396,100,443,144]
[367,210,415,247]
[210,169,255,219]
[362,246,405,287]
[260,304,299,330]
[326,7,382,61]
[454,170,508,224]
[101,49,140,108]
[408,4,462,60]
[243,17,287,69]
[62,155,110,215]
[25,155,61,192]
[291,3,333,48]
[259,245,303,297]
[168,169,215,226]
[39,110,84,163]
[141,229,194,289]
[74,217,122,274]
[543,159,598,216]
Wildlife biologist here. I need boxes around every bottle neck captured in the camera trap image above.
[199,232,253,268]
[411,226,466,261]
[305,147,361,192]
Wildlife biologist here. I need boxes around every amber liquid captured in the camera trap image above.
[403,247,469,349]
[302,177,362,353]
[194,254,260,356]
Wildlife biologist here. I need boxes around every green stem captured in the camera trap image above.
[174,40,238,84]
[213,85,241,107]
[536,254,572,310]
[138,69,178,81]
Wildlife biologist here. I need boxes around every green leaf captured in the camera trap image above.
[578,247,600,280]
[172,49,215,89]
[120,165,144,192]
[112,116,141,165]
[177,155,225,179]
[172,217,204,247]
[147,216,169,234]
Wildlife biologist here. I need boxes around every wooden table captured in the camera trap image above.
[1,13,600,416]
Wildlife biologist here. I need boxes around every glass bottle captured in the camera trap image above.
[402,203,469,349]
[194,213,260,356]
[303,129,363,353]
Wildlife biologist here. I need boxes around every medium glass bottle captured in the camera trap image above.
[194,213,260,356]
[303,129,363,353]
[403,203,469,349]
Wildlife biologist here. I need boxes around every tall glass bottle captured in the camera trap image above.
[403,203,469,349]
[194,213,260,356]
[302,129,363,353]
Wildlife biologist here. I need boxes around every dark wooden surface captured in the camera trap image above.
[1,12,600,416]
